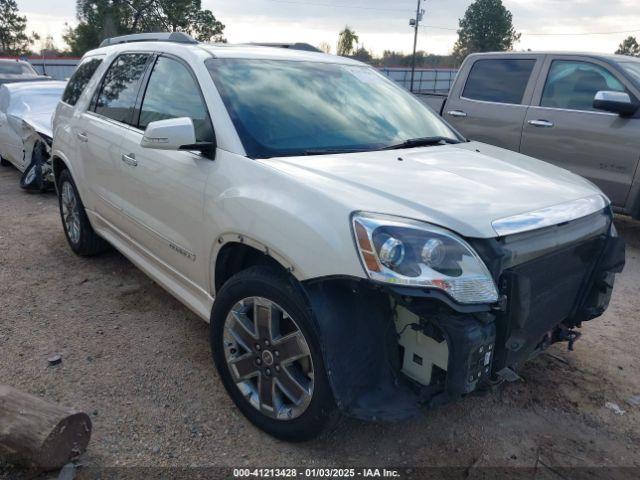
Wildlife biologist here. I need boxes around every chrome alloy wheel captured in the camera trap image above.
[61,181,81,245]
[223,297,314,420]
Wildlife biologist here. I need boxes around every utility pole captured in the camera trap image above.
[409,0,424,93]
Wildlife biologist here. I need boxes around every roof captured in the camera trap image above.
[248,42,321,53]
[200,43,362,64]
[88,38,364,66]
[468,51,640,63]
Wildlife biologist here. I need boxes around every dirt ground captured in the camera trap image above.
[1,164,640,478]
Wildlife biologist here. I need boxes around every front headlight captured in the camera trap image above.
[352,212,498,304]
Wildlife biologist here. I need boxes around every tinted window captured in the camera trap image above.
[620,61,640,84]
[207,59,456,159]
[139,56,213,142]
[95,54,150,124]
[463,59,535,104]
[62,57,103,106]
[541,61,626,111]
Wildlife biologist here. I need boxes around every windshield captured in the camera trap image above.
[206,58,457,158]
[620,61,640,84]
[0,61,36,75]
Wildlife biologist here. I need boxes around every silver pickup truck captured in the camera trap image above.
[424,52,640,219]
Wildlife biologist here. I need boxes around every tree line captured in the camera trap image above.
[0,0,225,57]
[334,0,640,67]
[0,0,638,62]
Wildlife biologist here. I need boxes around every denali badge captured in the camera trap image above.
[169,242,196,261]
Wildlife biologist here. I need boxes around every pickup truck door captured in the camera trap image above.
[520,56,640,208]
[114,54,215,291]
[442,55,542,151]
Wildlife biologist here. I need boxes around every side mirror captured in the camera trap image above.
[141,117,215,157]
[141,117,196,150]
[593,91,638,116]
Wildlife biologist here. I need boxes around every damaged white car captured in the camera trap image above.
[52,34,626,442]
[0,81,66,191]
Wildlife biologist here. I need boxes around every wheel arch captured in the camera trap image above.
[51,152,71,188]
[211,234,301,295]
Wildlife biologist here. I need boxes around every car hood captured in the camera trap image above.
[21,112,53,138]
[260,141,607,238]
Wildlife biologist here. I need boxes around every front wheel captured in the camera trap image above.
[20,156,43,191]
[211,266,338,442]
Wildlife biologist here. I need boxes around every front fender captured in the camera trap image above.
[303,277,422,421]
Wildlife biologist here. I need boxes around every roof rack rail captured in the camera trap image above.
[249,42,322,53]
[99,32,198,48]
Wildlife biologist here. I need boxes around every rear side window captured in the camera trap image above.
[94,54,150,125]
[541,60,627,111]
[463,59,536,105]
[138,56,213,142]
[62,57,103,106]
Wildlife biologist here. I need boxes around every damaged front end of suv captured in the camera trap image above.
[303,197,625,421]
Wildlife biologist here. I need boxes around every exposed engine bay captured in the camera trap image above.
[303,207,625,421]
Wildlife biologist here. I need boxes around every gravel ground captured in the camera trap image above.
[1,165,640,477]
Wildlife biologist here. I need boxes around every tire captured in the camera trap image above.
[57,168,109,256]
[211,266,338,442]
[20,143,52,192]
[0,156,9,167]
[20,156,43,191]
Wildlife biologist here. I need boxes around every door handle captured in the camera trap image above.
[528,119,554,128]
[77,132,88,142]
[447,110,468,118]
[121,153,137,167]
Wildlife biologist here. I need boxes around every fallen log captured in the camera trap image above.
[0,385,92,470]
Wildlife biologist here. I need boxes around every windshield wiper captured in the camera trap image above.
[380,136,461,151]
[301,148,370,156]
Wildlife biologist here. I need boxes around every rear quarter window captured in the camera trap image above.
[462,59,536,105]
[62,57,104,106]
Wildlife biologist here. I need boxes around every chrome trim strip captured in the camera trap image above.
[95,192,197,261]
[492,195,608,237]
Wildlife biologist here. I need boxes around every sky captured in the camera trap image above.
[16,0,640,57]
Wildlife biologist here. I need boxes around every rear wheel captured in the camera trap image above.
[57,168,109,256]
[211,266,338,441]
[0,156,9,166]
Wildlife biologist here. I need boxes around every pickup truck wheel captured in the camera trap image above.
[57,169,109,256]
[211,266,338,442]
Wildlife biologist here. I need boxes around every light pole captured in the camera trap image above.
[409,0,424,93]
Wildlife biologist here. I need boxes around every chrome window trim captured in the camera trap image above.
[528,105,619,117]
[459,96,530,108]
[492,194,609,237]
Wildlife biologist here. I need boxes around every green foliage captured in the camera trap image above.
[452,0,520,63]
[378,50,457,69]
[616,36,640,57]
[337,26,359,56]
[64,0,226,55]
[0,0,37,55]
[351,46,372,63]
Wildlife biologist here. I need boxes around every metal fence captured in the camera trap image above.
[29,58,80,80]
[378,67,458,94]
[21,58,458,95]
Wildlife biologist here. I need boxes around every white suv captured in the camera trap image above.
[52,33,625,441]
